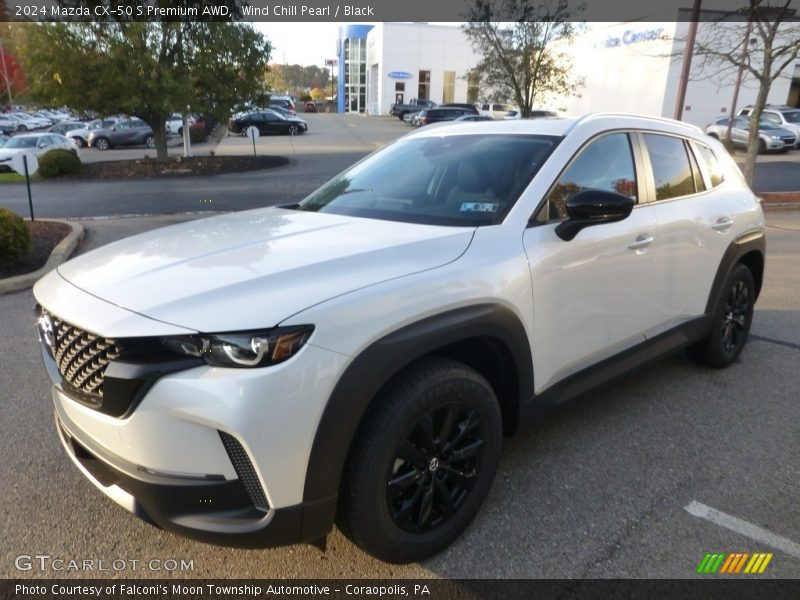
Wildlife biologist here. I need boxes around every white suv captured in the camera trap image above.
[34,114,765,563]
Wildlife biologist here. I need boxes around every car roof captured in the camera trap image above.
[14,132,52,138]
[407,113,705,140]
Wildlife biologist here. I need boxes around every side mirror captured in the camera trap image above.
[555,189,635,241]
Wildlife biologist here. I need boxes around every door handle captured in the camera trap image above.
[711,217,734,232]
[628,235,654,250]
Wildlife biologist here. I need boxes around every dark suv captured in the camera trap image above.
[418,107,476,126]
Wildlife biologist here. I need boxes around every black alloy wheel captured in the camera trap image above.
[687,263,755,367]
[721,279,749,353]
[388,404,485,534]
[338,357,502,563]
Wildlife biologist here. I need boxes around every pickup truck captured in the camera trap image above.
[390,98,437,120]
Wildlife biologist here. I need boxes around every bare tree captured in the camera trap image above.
[462,0,584,117]
[689,0,800,185]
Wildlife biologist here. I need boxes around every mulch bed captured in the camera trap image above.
[0,220,71,279]
[57,155,290,181]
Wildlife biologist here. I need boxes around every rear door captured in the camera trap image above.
[642,134,738,328]
[523,131,659,391]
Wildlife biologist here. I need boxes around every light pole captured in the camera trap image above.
[673,0,702,121]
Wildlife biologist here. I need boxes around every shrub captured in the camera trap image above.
[0,208,31,270]
[189,122,207,144]
[38,149,81,178]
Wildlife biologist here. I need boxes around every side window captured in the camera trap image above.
[541,133,638,221]
[642,134,695,201]
[693,143,725,188]
[734,117,749,130]
[740,109,751,116]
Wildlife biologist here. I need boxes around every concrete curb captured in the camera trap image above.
[0,220,84,295]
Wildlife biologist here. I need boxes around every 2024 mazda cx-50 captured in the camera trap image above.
[34,114,765,563]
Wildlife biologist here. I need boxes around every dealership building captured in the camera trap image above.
[336,23,480,115]
[336,21,799,127]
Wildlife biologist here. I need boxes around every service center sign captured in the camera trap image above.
[388,71,412,79]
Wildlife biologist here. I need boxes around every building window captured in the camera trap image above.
[418,70,430,100]
[395,82,405,92]
[443,71,455,104]
[467,72,479,104]
[344,37,367,113]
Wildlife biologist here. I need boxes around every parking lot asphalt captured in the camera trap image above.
[0,115,798,220]
[0,210,798,579]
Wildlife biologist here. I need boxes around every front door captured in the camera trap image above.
[523,132,660,392]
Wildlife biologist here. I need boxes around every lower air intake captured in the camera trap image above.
[218,431,269,512]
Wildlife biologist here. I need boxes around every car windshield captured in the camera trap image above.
[5,137,38,148]
[759,117,782,129]
[294,134,560,226]
[782,110,800,123]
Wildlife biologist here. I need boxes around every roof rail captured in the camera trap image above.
[565,112,704,135]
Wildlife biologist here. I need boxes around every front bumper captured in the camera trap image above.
[54,411,327,548]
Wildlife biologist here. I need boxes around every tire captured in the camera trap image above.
[338,357,502,563]
[758,139,766,154]
[177,127,183,137]
[288,125,299,135]
[17,124,27,132]
[398,111,408,121]
[94,137,109,151]
[71,137,85,148]
[144,135,155,149]
[687,263,755,368]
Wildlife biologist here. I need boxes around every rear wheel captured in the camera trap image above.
[71,137,85,148]
[687,263,755,367]
[17,124,27,132]
[338,357,502,563]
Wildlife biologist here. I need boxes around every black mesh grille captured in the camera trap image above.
[43,309,120,402]
[219,431,269,512]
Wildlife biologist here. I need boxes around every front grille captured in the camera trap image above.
[42,309,120,402]
[219,431,269,512]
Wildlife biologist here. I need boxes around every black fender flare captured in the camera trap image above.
[298,303,533,541]
[705,230,766,314]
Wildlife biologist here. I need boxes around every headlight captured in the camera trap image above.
[770,135,781,139]
[161,326,313,368]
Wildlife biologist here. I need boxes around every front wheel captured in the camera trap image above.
[338,357,502,563]
[288,125,299,135]
[758,139,767,154]
[71,137,85,148]
[94,137,109,151]
[144,135,155,149]
[17,124,27,132]
[687,263,755,367]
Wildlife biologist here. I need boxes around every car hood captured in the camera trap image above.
[761,127,797,137]
[57,207,475,332]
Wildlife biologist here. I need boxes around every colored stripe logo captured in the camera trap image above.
[697,552,773,574]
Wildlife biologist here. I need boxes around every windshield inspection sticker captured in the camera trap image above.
[460,202,499,213]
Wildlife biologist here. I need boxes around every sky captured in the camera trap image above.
[253,23,463,68]
[254,23,345,67]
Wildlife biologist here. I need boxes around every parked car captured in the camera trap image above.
[9,111,50,131]
[48,121,85,136]
[269,97,296,115]
[88,118,155,150]
[737,105,800,147]
[416,107,476,126]
[390,98,437,120]
[440,103,480,115]
[528,110,558,119]
[0,134,9,147]
[0,115,17,135]
[66,119,120,148]
[454,114,495,122]
[229,109,307,136]
[705,116,797,153]
[0,133,78,172]
[165,113,196,136]
[478,103,522,120]
[32,114,765,563]
[304,101,318,113]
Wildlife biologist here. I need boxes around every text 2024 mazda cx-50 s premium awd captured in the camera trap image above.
[34,114,765,563]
